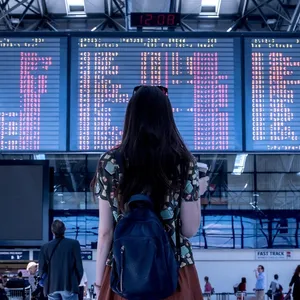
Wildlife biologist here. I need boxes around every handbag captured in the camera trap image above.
[266,289,272,299]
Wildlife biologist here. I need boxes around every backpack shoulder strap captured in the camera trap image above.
[45,238,63,294]
[114,150,124,173]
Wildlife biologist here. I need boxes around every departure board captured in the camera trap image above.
[0,37,67,151]
[70,37,242,152]
[245,38,300,151]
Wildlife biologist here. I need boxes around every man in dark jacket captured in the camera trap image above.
[38,220,83,300]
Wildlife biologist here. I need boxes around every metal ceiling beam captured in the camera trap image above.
[169,0,175,12]
[0,0,29,21]
[104,0,112,16]
[91,0,126,31]
[239,0,249,16]
[265,3,290,23]
[276,0,291,20]
[0,0,13,30]
[227,0,300,32]
[108,14,126,31]
[181,21,194,31]
[23,18,44,31]
[236,0,250,31]
[14,0,35,31]
[227,0,274,32]
[170,0,181,13]
[265,0,286,31]
[287,0,300,32]
[37,0,48,17]
[124,0,130,31]
[169,0,181,30]
[45,21,58,31]
[112,0,125,17]
[14,0,41,15]
[14,0,54,25]
[91,19,107,31]
[252,0,273,31]
[273,0,291,31]
[0,0,56,32]
[1,0,9,10]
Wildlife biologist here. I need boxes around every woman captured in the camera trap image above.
[238,277,246,292]
[237,277,246,300]
[91,85,209,300]
[289,265,300,299]
[26,262,38,293]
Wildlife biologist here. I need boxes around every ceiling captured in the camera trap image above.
[3,0,300,31]
[4,0,297,15]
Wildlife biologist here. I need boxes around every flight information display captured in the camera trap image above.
[245,38,300,151]
[70,37,243,152]
[0,37,67,151]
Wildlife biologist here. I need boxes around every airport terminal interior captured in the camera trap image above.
[1,0,300,299]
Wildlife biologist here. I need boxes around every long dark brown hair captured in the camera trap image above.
[91,86,193,213]
[294,265,300,276]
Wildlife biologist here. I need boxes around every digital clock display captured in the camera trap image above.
[130,13,181,27]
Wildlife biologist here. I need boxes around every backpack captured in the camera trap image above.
[110,152,182,300]
[110,194,179,300]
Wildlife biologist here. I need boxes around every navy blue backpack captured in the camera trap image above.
[110,153,182,300]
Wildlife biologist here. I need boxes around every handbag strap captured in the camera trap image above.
[46,238,63,294]
[47,238,63,264]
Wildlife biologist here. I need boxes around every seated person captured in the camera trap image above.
[238,277,247,292]
[0,278,7,300]
[6,272,30,289]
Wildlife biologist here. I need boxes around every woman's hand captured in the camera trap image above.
[199,176,209,196]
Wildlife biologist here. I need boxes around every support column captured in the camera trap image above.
[287,0,300,32]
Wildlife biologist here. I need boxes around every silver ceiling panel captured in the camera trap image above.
[219,0,239,15]
[45,0,67,14]
[85,0,105,14]
[130,0,170,13]
[181,0,201,14]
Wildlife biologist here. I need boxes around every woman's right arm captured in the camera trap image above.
[289,275,296,289]
[180,161,209,238]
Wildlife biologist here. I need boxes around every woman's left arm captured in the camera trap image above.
[95,199,114,297]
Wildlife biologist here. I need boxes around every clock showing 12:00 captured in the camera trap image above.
[130,13,181,27]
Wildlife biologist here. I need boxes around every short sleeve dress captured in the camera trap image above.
[95,150,203,300]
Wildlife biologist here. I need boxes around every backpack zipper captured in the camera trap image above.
[120,245,125,292]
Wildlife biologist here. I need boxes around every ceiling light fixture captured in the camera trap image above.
[232,154,248,175]
[200,0,222,17]
[65,0,86,15]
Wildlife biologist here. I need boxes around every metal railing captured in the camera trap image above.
[202,292,290,300]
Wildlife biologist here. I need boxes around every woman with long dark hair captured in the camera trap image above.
[289,265,300,299]
[91,86,209,300]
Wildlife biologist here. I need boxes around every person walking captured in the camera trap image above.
[289,265,300,300]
